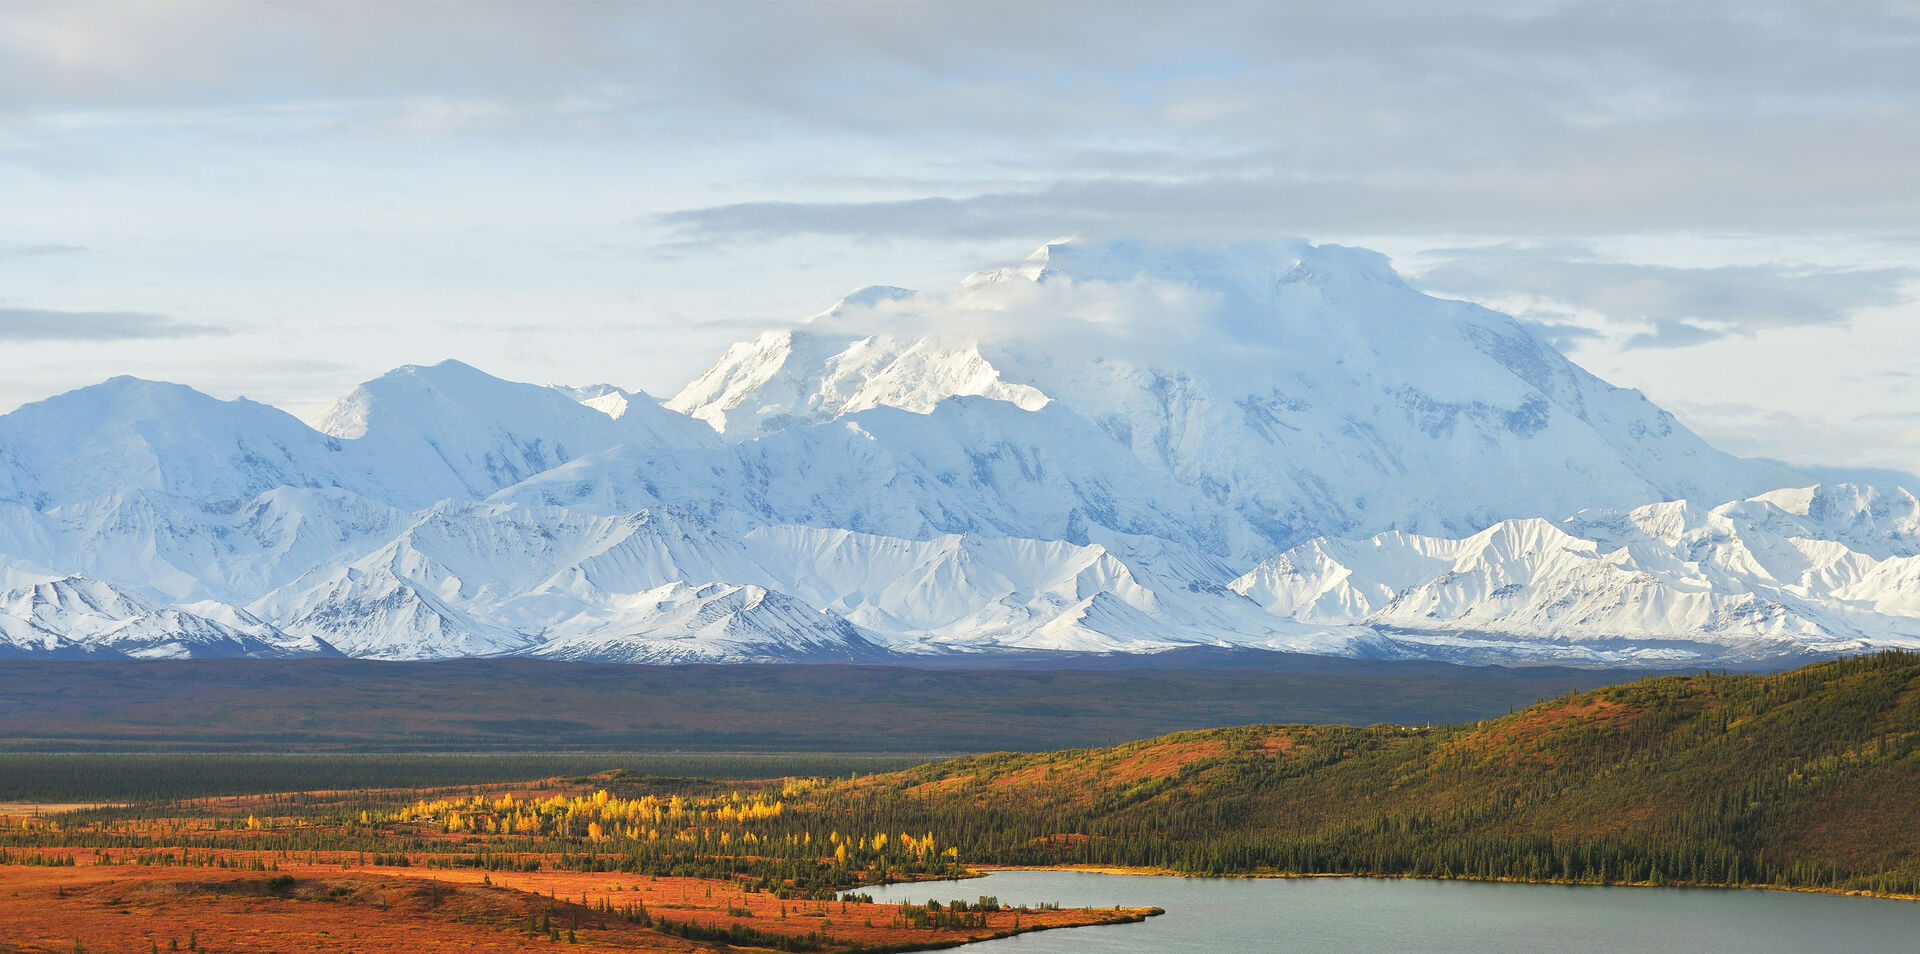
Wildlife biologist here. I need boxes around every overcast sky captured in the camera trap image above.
[3,1,1918,478]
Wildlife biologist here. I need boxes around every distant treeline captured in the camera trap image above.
[0,656,1660,753]
[0,753,929,802]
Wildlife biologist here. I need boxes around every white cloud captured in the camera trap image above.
[0,307,228,341]
[1409,243,1916,349]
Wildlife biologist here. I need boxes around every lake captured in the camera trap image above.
[853,869,1920,953]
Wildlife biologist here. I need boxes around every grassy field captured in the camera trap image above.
[0,852,1152,954]
[0,776,1152,953]
[0,752,935,803]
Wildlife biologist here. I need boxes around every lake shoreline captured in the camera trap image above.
[959,864,1920,904]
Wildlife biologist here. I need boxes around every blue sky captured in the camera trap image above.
[3,1,1918,476]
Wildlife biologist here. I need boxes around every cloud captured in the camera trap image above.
[0,308,229,341]
[0,243,88,258]
[610,2,1920,244]
[1409,243,1915,348]
[1663,397,1920,483]
[1622,319,1727,350]
[10,3,1918,121]
[805,261,1223,357]
[654,144,1920,242]
[787,239,1433,385]
[1515,315,1605,352]
[10,3,1920,243]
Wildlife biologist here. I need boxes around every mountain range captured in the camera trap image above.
[2,238,1914,666]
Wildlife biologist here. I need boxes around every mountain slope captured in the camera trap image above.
[310,360,717,508]
[0,377,354,509]
[528,581,890,664]
[1231,483,1920,663]
[0,488,406,604]
[501,396,1269,563]
[239,499,1255,660]
[0,566,324,659]
[666,329,1049,438]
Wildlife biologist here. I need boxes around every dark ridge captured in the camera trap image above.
[0,657,1672,753]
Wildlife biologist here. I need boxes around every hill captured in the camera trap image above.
[800,651,1920,896]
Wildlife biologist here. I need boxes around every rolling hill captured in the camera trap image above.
[802,651,1920,896]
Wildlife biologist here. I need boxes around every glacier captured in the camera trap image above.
[0,238,1913,666]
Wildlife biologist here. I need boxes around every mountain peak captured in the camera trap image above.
[304,360,714,506]
[666,326,1048,439]
[546,383,659,421]
[0,375,340,507]
[311,359,620,441]
[54,374,249,410]
[812,285,918,321]
[400,358,484,375]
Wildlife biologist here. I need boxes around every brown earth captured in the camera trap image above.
[0,852,1154,954]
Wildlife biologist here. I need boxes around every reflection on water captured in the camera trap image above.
[856,869,1920,953]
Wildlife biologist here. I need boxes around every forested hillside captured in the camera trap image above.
[799,651,1920,896]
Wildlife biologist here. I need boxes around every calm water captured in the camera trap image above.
[854,870,1920,953]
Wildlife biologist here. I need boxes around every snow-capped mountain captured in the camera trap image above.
[0,237,1910,665]
[310,360,717,508]
[666,328,1050,439]
[1231,484,1920,664]
[502,396,1268,563]
[528,581,889,665]
[0,376,355,508]
[670,240,1802,546]
[0,563,329,659]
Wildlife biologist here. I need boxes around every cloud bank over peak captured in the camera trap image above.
[790,238,1420,379]
[1410,243,1916,350]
